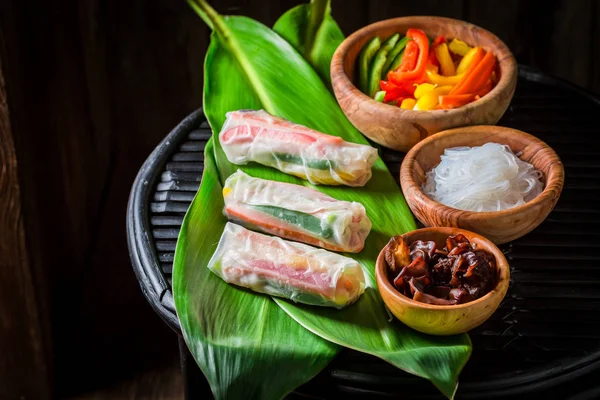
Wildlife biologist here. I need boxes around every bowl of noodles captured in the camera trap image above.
[399,125,564,244]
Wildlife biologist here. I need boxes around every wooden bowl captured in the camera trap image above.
[400,125,565,244]
[331,16,517,152]
[376,227,510,335]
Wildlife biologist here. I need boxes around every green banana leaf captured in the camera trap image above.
[173,137,338,400]
[175,1,473,399]
[273,0,344,88]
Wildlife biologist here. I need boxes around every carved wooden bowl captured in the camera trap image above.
[400,125,565,244]
[376,227,510,335]
[331,16,517,152]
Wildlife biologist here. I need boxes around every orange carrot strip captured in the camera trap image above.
[439,94,476,109]
[475,79,494,97]
[448,48,486,95]
[450,51,496,95]
[468,54,496,93]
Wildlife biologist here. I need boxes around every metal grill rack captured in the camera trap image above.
[127,66,600,399]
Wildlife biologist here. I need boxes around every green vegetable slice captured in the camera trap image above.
[368,33,400,97]
[382,36,410,77]
[358,37,381,94]
[273,152,333,170]
[250,205,334,238]
[386,47,407,76]
[374,90,386,102]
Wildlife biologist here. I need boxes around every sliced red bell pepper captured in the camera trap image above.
[428,48,439,67]
[380,80,401,101]
[388,28,429,83]
[384,91,405,103]
[379,80,397,92]
[397,40,419,73]
[433,36,445,46]
[380,80,415,101]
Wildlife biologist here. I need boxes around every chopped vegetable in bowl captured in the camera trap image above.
[357,29,498,110]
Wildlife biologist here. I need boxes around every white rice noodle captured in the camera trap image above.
[422,143,544,212]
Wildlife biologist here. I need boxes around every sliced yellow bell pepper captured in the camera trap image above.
[414,86,452,110]
[425,65,464,86]
[434,43,456,76]
[414,83,436,99]
[448,38,472,56]
[400,98,416,109]
[286,168,355,185]
[457,46,482,74]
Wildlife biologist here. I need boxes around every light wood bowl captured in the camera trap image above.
[400,125,565,244]
[331,16,517,152]
[376,227,510,335]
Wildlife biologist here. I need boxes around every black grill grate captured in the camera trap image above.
[150,123,210,284]
[131,67,600,399]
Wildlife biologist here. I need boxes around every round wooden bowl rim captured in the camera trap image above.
[400,125,565,219]
[331,16,517,118]
[376,227,510,311]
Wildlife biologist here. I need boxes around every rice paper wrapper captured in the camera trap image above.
[207,222,366,309]
[218,110,378,187]
[223,170,371,253]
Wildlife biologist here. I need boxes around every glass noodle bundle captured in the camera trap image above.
[423,143,543,212]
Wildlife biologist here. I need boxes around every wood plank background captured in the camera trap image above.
[0,36,52,400]
[0,0,598,397]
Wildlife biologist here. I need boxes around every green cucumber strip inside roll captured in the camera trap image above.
[251,205,334,239]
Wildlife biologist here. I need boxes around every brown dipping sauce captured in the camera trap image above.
[384,233,497,305]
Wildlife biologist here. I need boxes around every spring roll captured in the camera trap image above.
[207,223,366,309]
[218,110,378,187]
[222,170,371,253]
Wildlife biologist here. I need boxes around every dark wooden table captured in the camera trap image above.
[127,66,600,399]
